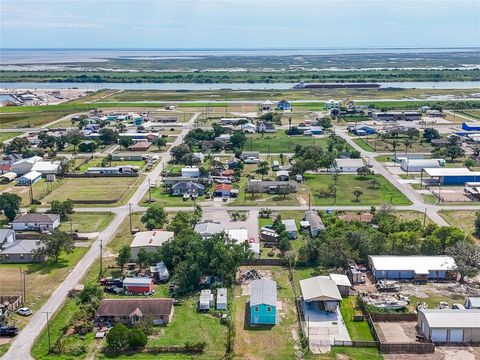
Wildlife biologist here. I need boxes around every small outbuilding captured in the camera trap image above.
[123,277,155,294]
[199,289,214,311]
[17,170,42,186]
[332,158,364,173]
[130,230,174,260]
[300,276,342,312]
[216,288,228,310]
[418,309,480,343]
[281,219,298,239]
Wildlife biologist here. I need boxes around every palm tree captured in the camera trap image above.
[391,140,399,156]
[403,138,413,155]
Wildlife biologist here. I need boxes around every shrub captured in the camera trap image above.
[106,323,129,351]
[127,329,148,348]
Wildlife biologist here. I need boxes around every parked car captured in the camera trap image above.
[16,307,32,316]
[104,286,124,295]
[0,326,19,337]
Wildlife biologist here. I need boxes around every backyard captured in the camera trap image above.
[57,212,114,233]
[305,174,411,206]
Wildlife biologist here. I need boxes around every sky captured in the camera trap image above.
[1,0,479,49]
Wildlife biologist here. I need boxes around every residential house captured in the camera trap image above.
[302,211,325,237]
[417,309,480,343]
[250,279,277,325]
[325,99,340,110]
[215,134,231,144]
[217,288,228,310]
[123,278,155,294]
[163,176,199,186]
[96,298,174,325]
[228,157,241,169]
[300,276,342,312]
[304,126,323,136]
[0,164,11,174]
[225,228,259,257]
[0,229,16,245]
[171,181,205,196]
[129,141,151,151]
[276,100,291,111]
[11,156,43,175]
[281,219,298,239]
[130,230,174,260]
[247,180,297,194]
[260,100,274,112]
[368,255,457,281]
[199,290,214,311]
[241,151,260,163]
[256,121,277,133]
[0,239,45,263]
[12,213,60,232]
[214,184,234,197]
[241,123,256,134]
[85,166,139,175]
[220,118,247,125]
[332,158,364,173]
[181,167,200,178]
[31,161,60,175]
[17,170,42,186]
[194,221,223,239]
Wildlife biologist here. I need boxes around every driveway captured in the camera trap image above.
[202,208,259,242]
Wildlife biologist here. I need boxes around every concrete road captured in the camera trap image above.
[2,113,199,360]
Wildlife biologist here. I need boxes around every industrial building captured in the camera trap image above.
[400,159,445,172]
[421,168,480,186]
[368,255,457,281]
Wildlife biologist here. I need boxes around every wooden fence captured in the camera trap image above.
[334,340,379,347]
[380,342,435,354]
[242,258,285,266]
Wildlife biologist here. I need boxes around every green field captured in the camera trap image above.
[244,132,330,153]
[0,131,22,143]
[40,176,142,206]
[58,212,114,233]
[439,210,479,240]
[305,174,411,206]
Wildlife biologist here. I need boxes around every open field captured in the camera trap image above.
[40,176,143,206]
[76,157,146,173]
[353,136,434,153]
[57,212,114,233]
[244,132,331,153]
[233,266,298,360]
[459,109,480,120]
[0,132,22,143]
[0,109,81,128]
[439,210,478,240]
[305,174,412,206]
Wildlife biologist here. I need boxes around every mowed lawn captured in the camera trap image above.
[339,297,375,341]
[0,131,22,144]
[305,174,411,206]
[58,212,114,233]
[439,210,478,241]
[41,176,142,205]
[244,132,330,153]
[233,266,298,360]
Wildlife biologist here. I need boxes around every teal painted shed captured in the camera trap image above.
[249,279,277,325]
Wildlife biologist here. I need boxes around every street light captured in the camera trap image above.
[128,202,133,233]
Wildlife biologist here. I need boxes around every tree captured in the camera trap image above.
[356,166,372,179]
[153,137,167,150]
[230,132,246,149]
[34,230,75,263]
[423,128,440,143]
[79,282,104,304]
[78,141,97,153]
[66,129,85,151]
[170,144,191,164]
[353,189,363,202]
[464,158,476,170]
[119,137,133,150]
[475,211,480,238]
[48,199,74,221]
[99,128,119,145]
[403,138,413,155]
[0,193,22,221]
[368,178,379,189]
[116,245,131,272]
[141,205,167,230]
[255,161,269,180]
[446,241,480,282]
[136,248,150,272]
[106,323,129,350]
[445,145,465,162]
[390,140,399,155]
[127,329,147,348]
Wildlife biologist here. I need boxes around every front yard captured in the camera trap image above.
[244,132,330,153]
[58,212,114,233]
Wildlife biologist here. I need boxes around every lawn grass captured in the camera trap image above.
[305,174,411,206]
[58,212,114,233]
[356,135,434,153]
[305,347,383,360]
[353,138,375,152]
[439,210,478,240]
[233,266,298,360]
[339,297,375,341]
[76,158,146,173]
[40,176,143,206]
[244,132,330,153]
[145,186,204,207]
[0,131,22,143]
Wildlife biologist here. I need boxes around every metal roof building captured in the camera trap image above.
[250,279,277,307]
[418,309,480,343]
[422,167,480,185]
[300,276,342,302]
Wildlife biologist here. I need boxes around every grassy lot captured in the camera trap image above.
[76,158,146,173]
[339,297,375,341]
[407,292,466,313]
[353,135,433,153]
[244,132,330,153]
[0,131,22,143]
[40,176,143,206]
[439,210,478,240]
[145,186,211,207]
[305,174,411,206]
[305,347,383,360]
[459,109,480,120]
[58,212,114,233]
[0,110,81,128]
[353,138,375,152]
[233,266,299,360]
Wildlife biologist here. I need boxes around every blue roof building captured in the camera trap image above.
[276,100,291,111]
[249,279,277,325]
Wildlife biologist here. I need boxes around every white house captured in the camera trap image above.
[194,221,223,239]
[130,230,174,260]
[325,99,340,110]
[31,161,60,175]
[261,100,274,111]
[332,158,364,173]
[17,170,42,186]
[281,219,298,239]
[241,123,256,134]
[181,167,200,178]
[11,156,43,175]
[12,213,60,232]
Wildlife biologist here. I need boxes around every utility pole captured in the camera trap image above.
[128,202,133,233]
[29,182,34,205]
[423,207,427,228]
[148,178,152,203]
[308,194,311,211]
[43,312,52,354]
[70,218,73,234]
[99,238,103,278]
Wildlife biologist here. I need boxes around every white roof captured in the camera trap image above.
[281,219,297,232]
[13,156,42,165]
[123,277,153,286]
[326,99,339,103]
[328,274,352,287]
[335,158,364,167]
[31,161,60,172]
[130,231,174,248]
[402,159,442,166]
[420,309,480,328]
[467,297,480,307]
[300,276,342,302]
[262,100,274,105]
[194,222,223,237]
[225,228,248,243]
[217,288,227,303]
[181,167,199,172]
[276,170,290,177]
[423,167,480,177]
[19,170,42,180]
[369,256,456,274]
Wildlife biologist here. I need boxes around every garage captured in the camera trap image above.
[431,329,448,342]
[449,329,464,342]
